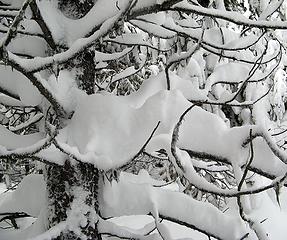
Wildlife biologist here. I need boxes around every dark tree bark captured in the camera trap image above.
[45,162,76,229]
[75,50,96,95]
[45,162,102,240]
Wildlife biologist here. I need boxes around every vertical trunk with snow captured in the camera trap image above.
[44,2,101,239]
[44,58,100,239]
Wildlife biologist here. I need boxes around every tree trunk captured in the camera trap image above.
[44,48,99,238]
[45,162,102,240]
[43,2,101,239]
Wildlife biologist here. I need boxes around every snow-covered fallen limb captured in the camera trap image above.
[101,174,248,240]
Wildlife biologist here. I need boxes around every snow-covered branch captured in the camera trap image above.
[172,0,287,29]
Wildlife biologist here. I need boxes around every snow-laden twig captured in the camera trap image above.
[165,30,203,90]
[0,53,67,117]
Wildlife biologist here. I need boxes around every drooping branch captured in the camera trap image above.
[0,1,67,117]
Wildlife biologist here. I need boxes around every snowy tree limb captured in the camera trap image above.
[172,1,287,29]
